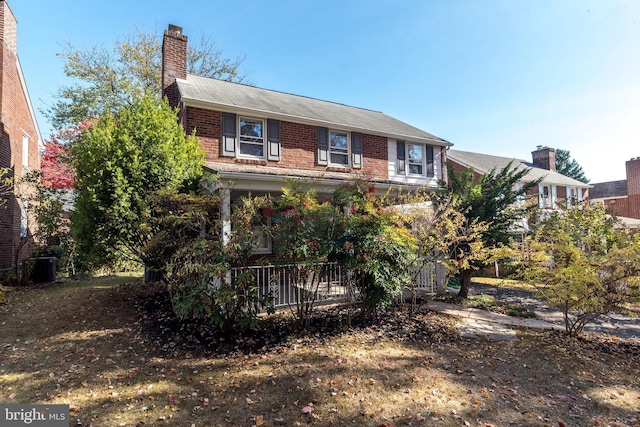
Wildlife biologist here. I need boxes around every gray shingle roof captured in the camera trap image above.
[177,75,449,145]
[448,149,591,188]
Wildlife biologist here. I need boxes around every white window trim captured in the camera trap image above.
[328,129,350,167]
[238,116,266,159]
[407,143,425,176]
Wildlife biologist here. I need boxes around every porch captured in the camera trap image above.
[229,260,443,309]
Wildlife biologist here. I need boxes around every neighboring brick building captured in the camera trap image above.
[0,0,42,269]
[590,157,640,221]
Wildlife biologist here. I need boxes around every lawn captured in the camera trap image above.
[1,276,639,427]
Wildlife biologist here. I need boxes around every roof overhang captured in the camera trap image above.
[180,95,452,148]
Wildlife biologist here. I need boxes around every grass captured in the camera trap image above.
[463,294,537,318]
[1,276,639,426]
[471,276,539,293]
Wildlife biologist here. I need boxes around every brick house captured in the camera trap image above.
[161,24,450,298]
[0,0,42,270]
[162,24,450,239]
[447,146,591,234]
[590,157,640,223]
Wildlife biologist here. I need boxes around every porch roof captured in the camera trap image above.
[205,161,441,193]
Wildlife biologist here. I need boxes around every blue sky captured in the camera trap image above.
[10,0,640,183]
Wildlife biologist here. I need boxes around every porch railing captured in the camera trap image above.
[230,260,438,309]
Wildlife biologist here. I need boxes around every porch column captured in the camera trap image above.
[221,188,231,246]
[221,188,232,286]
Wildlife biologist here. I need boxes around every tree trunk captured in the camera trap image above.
[457,269,473,299]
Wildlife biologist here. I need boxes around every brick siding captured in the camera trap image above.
[185,106,390,180]
[626,158,640,219]
[0,1,39,268]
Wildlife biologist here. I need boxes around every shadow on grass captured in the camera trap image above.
[1,276,639,426]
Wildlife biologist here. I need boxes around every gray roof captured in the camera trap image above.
[590,180,628,199]
[177,75,449,145]
[448,149,591,188]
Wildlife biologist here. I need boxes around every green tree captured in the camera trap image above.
[555,148,589,183]
[0,167,11,209]
[270,182,344,329]
[48,27,250,129]
[20,171,71,261]
[70,95,204,271]
[398,190,489,304]
[332,182,416,318]
[448,162,540,298]
[521,204,640,337]
[146,188,273,331]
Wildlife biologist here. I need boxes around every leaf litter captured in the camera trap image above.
[0,277,638,426]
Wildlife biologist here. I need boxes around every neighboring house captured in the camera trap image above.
[161,24,451,297]
[447,146,591,233]
[590,157,640,222]
[0,0,42,270]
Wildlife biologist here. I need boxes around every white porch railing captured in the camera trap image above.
[230,260,438,309]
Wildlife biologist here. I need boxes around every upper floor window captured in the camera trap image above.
[329,130,349,166]
[239,117,265,157]
[317,127,362,168]
[408,144,424,175]
[397,141,434,177]
[222,112,280,161]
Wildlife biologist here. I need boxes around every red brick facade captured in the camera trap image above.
[161,24,187,109]
[184,106,390,180]
[532,146,556,172]
[626,158,640,219]
[0,1,40,269]
[591,157,640,220]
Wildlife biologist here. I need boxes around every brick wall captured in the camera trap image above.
[185,105,390,180]
[626,157,640,219]
[603,197,630,218]
[0,0,39,269]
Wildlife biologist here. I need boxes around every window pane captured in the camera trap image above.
[240,118,263,138]
[408,144,422,162]
[330,131,347,150]
[409,164,423,175]
[240,142,264,157]
[330,153,349,165]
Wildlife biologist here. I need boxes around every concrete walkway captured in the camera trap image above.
[426,285,640,342]
[426,300,564,341]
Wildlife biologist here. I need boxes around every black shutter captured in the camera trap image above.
[426,145,434,177]
[351,132,362,168]
[317,127,328,165]
[397,140,405,174]
[267,119,280,161]
[222,112,237,157]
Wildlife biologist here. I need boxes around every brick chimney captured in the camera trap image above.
[626,157,640,219]
[162,24,187,108]
[1,1,18,56]
[1,1,17,105]
[531,146,556,172]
